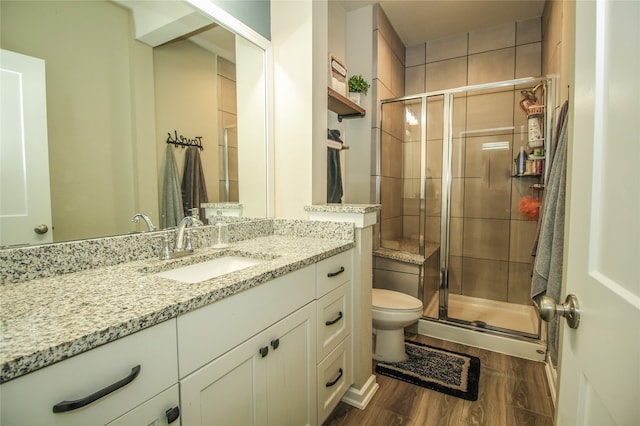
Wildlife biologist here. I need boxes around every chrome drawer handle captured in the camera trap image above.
[53,365,141,413]
[327,266,345,277]
[326,368,343,387]
[325,311,343,326]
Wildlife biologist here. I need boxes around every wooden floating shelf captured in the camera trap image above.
[328,87,366,121]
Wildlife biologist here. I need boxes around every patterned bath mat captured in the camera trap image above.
[375,340,480,401]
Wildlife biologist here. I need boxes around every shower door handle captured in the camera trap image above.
[538,294,581,329]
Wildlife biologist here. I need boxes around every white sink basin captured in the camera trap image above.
[155,256,264,284]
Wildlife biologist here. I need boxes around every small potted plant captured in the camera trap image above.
[348,74,370,105]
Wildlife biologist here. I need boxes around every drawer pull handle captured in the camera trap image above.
[271,338,280,350]
[166,406,180,424]
[327,266,345,277]
[52,365,141,413]
[259,346,269,357]
[325,311,344,326]
[326,368,343,387]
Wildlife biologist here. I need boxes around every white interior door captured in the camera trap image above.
[0,49,52,246]
[557,1,639,425]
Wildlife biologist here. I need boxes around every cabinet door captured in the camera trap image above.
[265,302,317,426]
[180,331,268,426]
[106,385,180,426]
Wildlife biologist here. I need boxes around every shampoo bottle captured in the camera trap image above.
[516,146,528,175]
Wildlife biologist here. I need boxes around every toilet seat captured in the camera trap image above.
[372,288,422,311]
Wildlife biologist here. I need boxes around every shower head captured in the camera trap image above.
[520,89,538,102]
[521,82,546,102]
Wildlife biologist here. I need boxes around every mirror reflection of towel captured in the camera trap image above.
[181,146,208,219]
[161,145,184,229]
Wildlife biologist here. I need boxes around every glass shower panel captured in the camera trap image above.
[379,98,424,254]
[422,95,443,319]
[443,86,540,337]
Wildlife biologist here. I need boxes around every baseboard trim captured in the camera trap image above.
[341,374,379,410]
[544,355,558,408]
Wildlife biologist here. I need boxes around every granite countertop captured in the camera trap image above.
[374,242,440,265]
[0,235,353,383]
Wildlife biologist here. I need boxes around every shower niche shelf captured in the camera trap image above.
[328,87,365,122]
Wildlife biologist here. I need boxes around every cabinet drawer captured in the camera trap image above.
[317,282,351,360]
[0,320,178,426]
[317,336,352,425]
[177,265,315,377]
[316,249,352,297]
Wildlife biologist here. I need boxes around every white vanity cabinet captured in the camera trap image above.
[0,249,355,426]
[0,319,179,426]
[177,266,317,426]
[178,249,355,426]
[180,302,317,426]
[315,250,353,424]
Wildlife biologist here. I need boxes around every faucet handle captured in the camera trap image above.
[159,233,171,260]
[184,231,193,251]
[189,208,200,219]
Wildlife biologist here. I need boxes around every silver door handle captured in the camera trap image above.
[538,294,580,329]
[34,224,49,234]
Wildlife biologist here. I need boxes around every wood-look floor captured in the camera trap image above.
[324,334,555,426]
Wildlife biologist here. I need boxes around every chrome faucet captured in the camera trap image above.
[131,213,157,232]
[174,214,203,252]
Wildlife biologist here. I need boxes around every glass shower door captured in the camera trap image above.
[440,84,542,338]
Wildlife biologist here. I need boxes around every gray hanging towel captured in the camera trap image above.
[327,129,343,203]
[181,146,208,219]
[531,100,569,367]
[161,144,184,229]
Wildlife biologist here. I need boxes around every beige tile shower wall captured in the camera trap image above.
[217,57,238,203]
[375,5,405,246]
[405,17,542,304]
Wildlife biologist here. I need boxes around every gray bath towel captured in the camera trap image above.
[161,144,184,229]
[181,146,208,219]
[531,100,569,367]
[327,129,343,203]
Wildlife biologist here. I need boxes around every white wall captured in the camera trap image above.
[271,0,327,218]
[237,36,267,218]
[345,6,375,203]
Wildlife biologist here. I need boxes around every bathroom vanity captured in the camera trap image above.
[0,220,355,426]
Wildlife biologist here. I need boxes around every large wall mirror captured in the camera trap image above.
[0,0,269,247]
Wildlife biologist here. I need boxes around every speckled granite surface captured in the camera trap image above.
[304,203,381,214]
[374,242,440,265]
[0,219,354,383]
[200,202,243,210]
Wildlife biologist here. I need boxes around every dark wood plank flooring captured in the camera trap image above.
[324,333,554,426]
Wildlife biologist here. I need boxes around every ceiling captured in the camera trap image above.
[339,0,546,46]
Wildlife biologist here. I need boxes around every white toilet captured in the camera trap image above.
[372,288,423,362]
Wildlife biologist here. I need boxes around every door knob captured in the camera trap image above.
[538,294,580,329]
[34,224,49,234]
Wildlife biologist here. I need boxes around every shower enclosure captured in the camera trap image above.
[377,77,552,341]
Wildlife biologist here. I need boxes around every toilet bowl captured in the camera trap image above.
[372,288,423,362]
